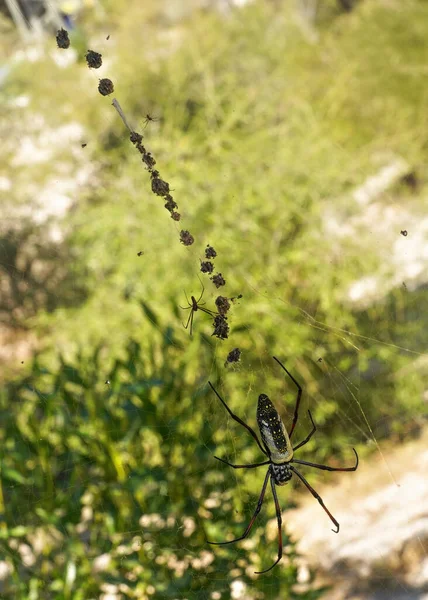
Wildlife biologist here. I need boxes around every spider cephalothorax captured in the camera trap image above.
[207,356,359,574]
[271,463,293,486]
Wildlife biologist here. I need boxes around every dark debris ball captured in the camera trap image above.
[180,230,194,246]
[226,348,241,364]
[164,196,178,212]
[130,131,143,145]
[215,295,231,315]
[86,50,102,69]
[56,28,70,49]
[205,245,217,259]
[171,212,181,221]
[151,176,170,197]
[98,78,114,96]
[212,314,229,340]
[211,273,226,288]
[200,261,214,274]
[142,152,156,170]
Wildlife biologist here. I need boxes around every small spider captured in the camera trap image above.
[180,282,218,337]
[207,356,358,574]
[143,113,159,128]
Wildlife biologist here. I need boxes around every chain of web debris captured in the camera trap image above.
[56,29,242,360]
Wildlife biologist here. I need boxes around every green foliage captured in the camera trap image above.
[0,319,321,598]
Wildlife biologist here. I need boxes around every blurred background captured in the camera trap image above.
[0,0,427,598]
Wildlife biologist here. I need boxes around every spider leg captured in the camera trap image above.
[292,448,359,472]
[195,276,205,304]
[208,382,268,457]
[183,290,191,305]
[255,477,283,574]
[290,466,340,533]
[207,468,271,546]
[293,410,316,452]
[188,309,195,337]
[199,306,217,317]
[182,309,193,331]
[214,456,271,469]
[272,356,302,439]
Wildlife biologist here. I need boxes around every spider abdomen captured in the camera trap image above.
[257,394,293,463]
[272,463,293,486]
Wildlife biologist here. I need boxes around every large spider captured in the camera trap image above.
[207,356,359,574]
[180,283,217,337]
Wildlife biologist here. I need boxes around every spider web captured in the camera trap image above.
[195,295,427,600]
